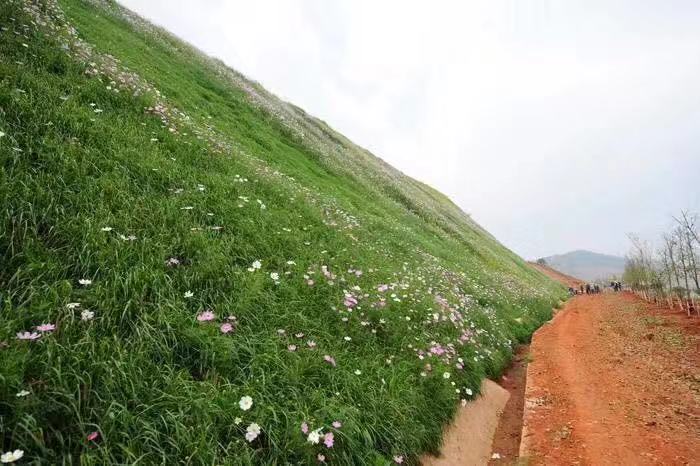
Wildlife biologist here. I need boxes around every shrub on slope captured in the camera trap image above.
[0,0,565,463]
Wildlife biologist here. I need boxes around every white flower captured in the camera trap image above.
[66,302,81,309]
[184,291,194,299]
[465,388,473,396]
[0,131,5,138]
[354,369,362,375]
[15,390,30,397]
[1,450,24,463]
[78,279,92,286]
[307,429,322,444]
[443,372,451,379]
[239,395,253,411]
[81,310,95,321]
[247,260,262,272]
[270,272,279,281]
[100,226,113,232]
[234,417,242,425]
[286,260,296,265]
[245,423,261,442]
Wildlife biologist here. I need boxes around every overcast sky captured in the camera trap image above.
[119,0,700,259]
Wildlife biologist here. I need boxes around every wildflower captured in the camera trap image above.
[196,311,215,322]
[16,390,30,397]
[239,396,253,411]
[0,450,24,463]
[301,422,309,434]
[87,431,99,442]
[0,131,4,138]
[354,369,361,375]
[323,355,336,367]
[465,388,473,396]
[165,257,180,267]
[378,284,389,292]
[443,372,451,379]
[81,310,95,321]
[323,432,334,448]
[277,329,286,335]
[317,454,326,462]
[307,340,317,349]
[184,290,194,299]
[16,331,41,341]
[286,260,296,265]
[393,455,404,464]
[295,333,305,338]
[234,417,242,425]
[36,323,55,332]
[287,344,297,352]
[270,272,280,281]
[307,429,322,444]
[66,302,81,309]
[247,260,262,272]
[307,279,315,286]
[100,227,113,232]
[343,336,351,341]
[332,421,342,429]
[220,323,234,334]
[245,423,261,442]
[78,279,92,286]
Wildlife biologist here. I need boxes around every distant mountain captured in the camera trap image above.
[539,250,626,282]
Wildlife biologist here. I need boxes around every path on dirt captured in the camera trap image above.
[521,292,700,465]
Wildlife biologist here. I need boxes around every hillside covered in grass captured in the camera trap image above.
[0,0,565,463]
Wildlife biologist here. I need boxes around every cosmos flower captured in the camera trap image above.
[323,432,334,448]
[35,323,55,332]
[323,355,336,367]
[307,429,322,444]
[0,450,24,463]
[245,423,261,442]
[239,396,253,411]
[220,323,234,334]
[16,331,41,341]
[196,311,215,322]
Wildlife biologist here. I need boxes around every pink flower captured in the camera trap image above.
[287,344,297,352]
[87,431,100,442]
[301,422,309,434]
[196,311,215,322]
[393,455,404,464]
[220,323,234,334]
[332,421,342,429]
[16,331,41,341]
[323,432,334,448]
[377,284,389,292]
[36,323,55,332]
[323,355,336,367]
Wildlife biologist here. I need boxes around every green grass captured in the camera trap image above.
[0,0,565,463]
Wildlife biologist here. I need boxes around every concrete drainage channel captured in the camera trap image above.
[421,345,533,466]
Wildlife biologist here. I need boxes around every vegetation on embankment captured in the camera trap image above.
[0,1,565,463]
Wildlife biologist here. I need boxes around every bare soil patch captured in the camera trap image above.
[521,293,700,465]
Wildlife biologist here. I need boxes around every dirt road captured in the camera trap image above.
[520,292,700,465]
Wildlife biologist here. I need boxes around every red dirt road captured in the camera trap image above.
[521,292,700,465]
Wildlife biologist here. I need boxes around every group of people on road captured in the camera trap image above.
[568,281,623,296]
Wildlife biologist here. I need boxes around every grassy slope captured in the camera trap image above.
[0,0,565,464]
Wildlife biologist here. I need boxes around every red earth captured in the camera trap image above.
[520,292,700,465]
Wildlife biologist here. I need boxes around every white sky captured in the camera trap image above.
[118,0,700,259]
